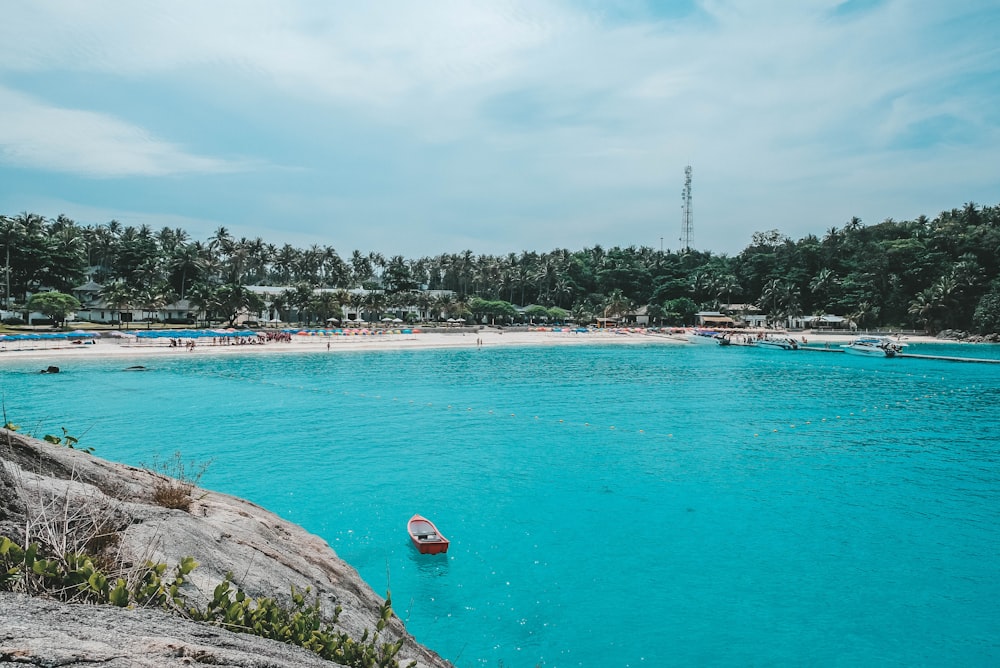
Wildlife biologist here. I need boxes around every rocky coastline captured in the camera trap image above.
[0,429,452,668]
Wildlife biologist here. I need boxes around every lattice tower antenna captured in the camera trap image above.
[680,165,693,251]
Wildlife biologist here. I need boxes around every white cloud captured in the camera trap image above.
[0,86,249,177]
[1,1,997,253]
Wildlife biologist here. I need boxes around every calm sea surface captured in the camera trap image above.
[2,341,999,666]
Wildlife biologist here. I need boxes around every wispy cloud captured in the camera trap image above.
[0,86,250,177]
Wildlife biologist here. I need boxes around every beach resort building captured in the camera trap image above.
[71,281,202,325]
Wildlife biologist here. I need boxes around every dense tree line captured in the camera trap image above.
[2,202,999,333]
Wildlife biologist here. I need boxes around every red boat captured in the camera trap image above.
[407,514,449,554]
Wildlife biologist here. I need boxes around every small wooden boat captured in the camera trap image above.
[407,514,449,554]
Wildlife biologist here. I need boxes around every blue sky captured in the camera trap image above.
[1,0,998,257]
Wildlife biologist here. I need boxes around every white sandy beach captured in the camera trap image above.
[0,327,943,363]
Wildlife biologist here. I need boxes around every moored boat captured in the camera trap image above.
[842,336,903,358]
[408,514,450,554]
[756,336,799,350]
[686,329,724,345]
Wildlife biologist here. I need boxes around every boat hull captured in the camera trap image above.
[756,338,799,350]
[842,337,902,358]
[687,330,723,345]
[843,345,893,357]
[408,514,449,554]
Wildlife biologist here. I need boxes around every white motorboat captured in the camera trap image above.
[842,336,904,358]
[687,329,725,345]
[756,336,799,350]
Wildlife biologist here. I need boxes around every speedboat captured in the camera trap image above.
[843,336,903,358]
[408,514,449,554]
[756,336,799,350]
[687,329,725,345]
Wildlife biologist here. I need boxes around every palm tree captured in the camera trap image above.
[808,268,840,313]
[268,293,288,323]
[45,225,88,292]
[100,279,138,328]
[137,284,175,328]
[715,274,741,309]
[849,301,879,330]
[348,291,367,322]
[0,215,24,309]
[603,289,632,321]
[168,243,209,299]
[908,289,939,333]
[309,291,343,325]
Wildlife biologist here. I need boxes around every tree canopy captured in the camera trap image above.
[3,201,999,333]
[25,291,80,326]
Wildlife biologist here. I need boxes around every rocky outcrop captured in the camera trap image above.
[0,429,451,668]
[1,593,361,667]
[935,329,1000,342]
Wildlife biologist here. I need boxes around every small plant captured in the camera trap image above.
[43,427,94,454]
[0,535,194,607]
[0,535,415,667]
[143,451,213,512]
[194,575,412,667]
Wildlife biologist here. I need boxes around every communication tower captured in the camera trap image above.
[680,165,693,251]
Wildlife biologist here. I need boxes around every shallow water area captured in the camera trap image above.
[3,342,999,666]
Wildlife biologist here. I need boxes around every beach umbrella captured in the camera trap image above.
[392,318,403,323]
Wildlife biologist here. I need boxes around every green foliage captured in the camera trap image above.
[7,201,1000,331]
[469,297,517,323]
[523,304,550,321]
[546,306,568,322]
[972,280,1000,334]
[0,534,191,606]
[194,577,410,667]
[0,535,414,667]
[26,291,81,326]
[661,297,698,326]
[42,427,94,454]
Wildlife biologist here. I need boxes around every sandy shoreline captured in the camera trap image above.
[0,328,957,363]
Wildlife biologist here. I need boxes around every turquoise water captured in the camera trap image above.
[2,342,999,666]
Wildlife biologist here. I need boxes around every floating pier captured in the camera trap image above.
[897,352,1000,364]
[799,346,1000,364]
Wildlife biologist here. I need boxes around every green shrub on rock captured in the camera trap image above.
[0,535,414,667]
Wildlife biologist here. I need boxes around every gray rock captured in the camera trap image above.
[0,429,452,668]
[1,592,356,667]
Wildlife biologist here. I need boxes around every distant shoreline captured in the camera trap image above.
[0,327,971,363]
